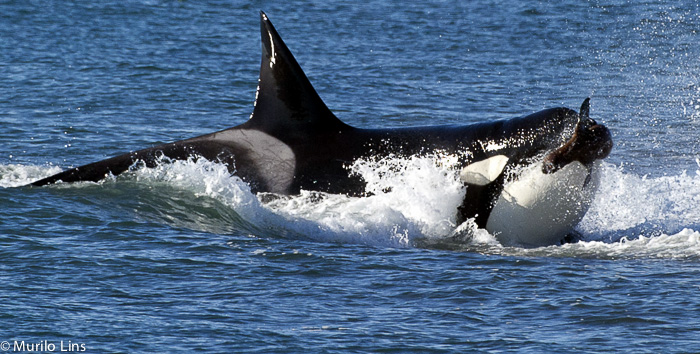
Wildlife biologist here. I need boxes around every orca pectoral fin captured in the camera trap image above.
[457,155,510,227]
[460,155,509,186]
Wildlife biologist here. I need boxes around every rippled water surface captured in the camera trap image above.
[2,1,700,352]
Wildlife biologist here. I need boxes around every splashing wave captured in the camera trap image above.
[4,156,700,258]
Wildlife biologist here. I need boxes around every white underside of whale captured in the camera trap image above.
[486,160,601,247]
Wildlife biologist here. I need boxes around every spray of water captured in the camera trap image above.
[3,156,700,258]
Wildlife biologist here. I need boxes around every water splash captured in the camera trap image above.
[4,157,700,259]
[0,164,62,188]
[578,163,700,240]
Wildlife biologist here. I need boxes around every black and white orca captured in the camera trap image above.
[29,12,613,247]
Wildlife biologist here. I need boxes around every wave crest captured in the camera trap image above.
[4,157,700,259]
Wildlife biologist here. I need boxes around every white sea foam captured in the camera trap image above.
[578,163,700,240]
[130,154,467,248]
[506,228,700,260]
[4,158,700,259]
[0,164,62,188]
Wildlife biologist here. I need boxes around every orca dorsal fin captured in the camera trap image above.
[245,11,350,138]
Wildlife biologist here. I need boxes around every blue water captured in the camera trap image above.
[2,1,700,352]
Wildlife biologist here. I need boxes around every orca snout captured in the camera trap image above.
[542,119,613,174]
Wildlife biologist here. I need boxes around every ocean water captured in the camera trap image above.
[2,0,700,352]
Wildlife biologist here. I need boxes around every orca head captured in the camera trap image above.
[542,98,613,174]
[461,99,613,247]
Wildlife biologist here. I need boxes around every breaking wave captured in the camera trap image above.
[3,156,700,259]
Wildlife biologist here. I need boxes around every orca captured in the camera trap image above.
[28,11,613,247]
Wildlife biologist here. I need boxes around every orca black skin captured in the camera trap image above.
[29,12,613,246]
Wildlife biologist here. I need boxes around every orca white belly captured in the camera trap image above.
[486,161,601,247]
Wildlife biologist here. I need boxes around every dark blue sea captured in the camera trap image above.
[2,1,700,352]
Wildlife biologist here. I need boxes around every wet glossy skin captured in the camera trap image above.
[28,12,612,242]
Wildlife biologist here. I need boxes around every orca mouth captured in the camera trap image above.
[542,99,613,174]
[542,119,613,174]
